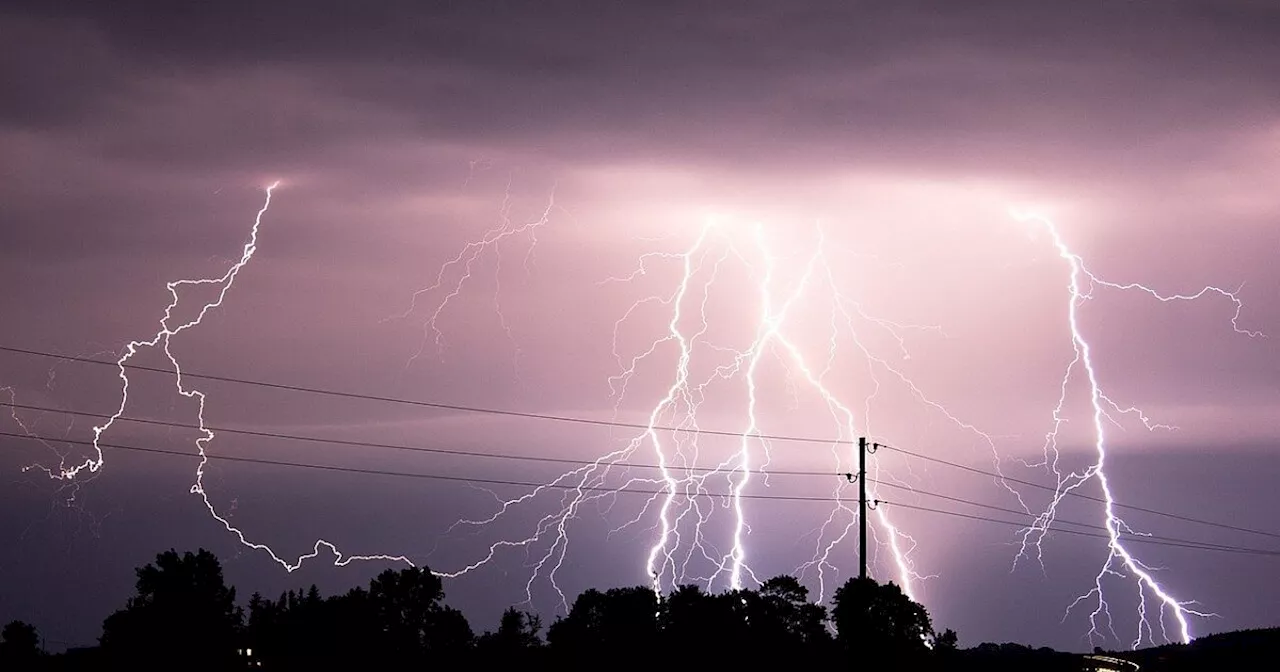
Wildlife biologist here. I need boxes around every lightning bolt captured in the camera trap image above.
[428,215,1007,614]
[412,203,1256,649]
[387,178,554,371]
[1010,209,1257,648]
[22,182,415,573]
[12,181,1253,650]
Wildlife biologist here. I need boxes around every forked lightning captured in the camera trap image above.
[11,188,1259,650]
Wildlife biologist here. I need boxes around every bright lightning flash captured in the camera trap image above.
[9,185,1258,652]
[1010,209,1259,648]
[408,205,1256,650]
[20,183,414,572]
[421,216,1007,614]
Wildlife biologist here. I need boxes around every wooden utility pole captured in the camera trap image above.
[859,436,868,580]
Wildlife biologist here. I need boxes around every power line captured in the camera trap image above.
[8,400,1279,546]
[12,399,1265,552]
[0,345,856,446]
[877,500,1280,558]
[872,442,1280,541]
[2,401,1257,553]
[0,401,832,478]
[871,483,1279,555]
[4,343,1277,541]
[872,480,1101,531]
[0,429,833,504]
[2,427,1277,559]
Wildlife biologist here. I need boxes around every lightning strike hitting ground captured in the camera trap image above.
[415,206,1257,649]
[1009,210,1259,648]
[426,216,1011,614]
[9,186,1256,650]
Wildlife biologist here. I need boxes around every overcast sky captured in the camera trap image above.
[2,0,1278,653]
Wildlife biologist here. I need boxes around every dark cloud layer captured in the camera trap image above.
[7,1,1280,169]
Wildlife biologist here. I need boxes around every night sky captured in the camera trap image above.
[2,0,1279,654]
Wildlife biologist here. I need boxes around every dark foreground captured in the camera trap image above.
[1,548,1273,670]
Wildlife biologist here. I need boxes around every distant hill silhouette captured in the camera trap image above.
[1100,627,1280,671]
[949,641,1082,671]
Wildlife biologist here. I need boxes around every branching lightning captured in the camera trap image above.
[425,215,1008,615]
[7,180,1259,651]
[387,178,555,371]
[19,183,414,572]
[409,204,1257,649]
[1008,209,1259,647]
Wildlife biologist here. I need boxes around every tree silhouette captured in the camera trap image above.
[1,620,42,669]
[246,585,342,669]
[363,566,473,659]
[245,591,281,662]
[99,548,243,670]
[746,575,831,654]
[477,606,544,661]
[65,545,997,668]
[548,586,659,660]
[242,567,474,668]
[368,566,444,659]
[426,605,475,653]
[831,577,933,660]
[660,584,747,657]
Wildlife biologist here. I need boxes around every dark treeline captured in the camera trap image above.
[0,547,1103,671]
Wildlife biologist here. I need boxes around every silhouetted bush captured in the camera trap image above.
[99,549,242,671]
[1,620,44,671]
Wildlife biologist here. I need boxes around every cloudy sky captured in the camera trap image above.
[2,0,1278,653]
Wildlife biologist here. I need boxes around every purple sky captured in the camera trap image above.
[2,0,1279,653]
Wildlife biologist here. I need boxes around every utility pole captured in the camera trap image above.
[858,436,868,581]
[843,437,876,581]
